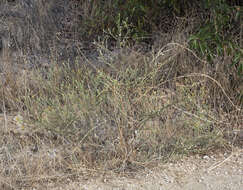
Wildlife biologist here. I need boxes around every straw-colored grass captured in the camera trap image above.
[0,43,242,189]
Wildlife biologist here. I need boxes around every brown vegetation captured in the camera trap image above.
[0,0,242,189]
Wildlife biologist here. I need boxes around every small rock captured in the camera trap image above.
[203,155,210,160]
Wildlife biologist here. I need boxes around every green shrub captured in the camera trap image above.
[189,0,242,74]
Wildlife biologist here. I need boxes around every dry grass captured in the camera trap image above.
[0,1,242,189]
[0,40,242,189]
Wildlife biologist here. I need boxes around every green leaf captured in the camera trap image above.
[232,53,241,66]
[238,64,243,76]
[188,35,198,42]
[235,8,240,20]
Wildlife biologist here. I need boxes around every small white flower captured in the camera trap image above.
[47,149,58,158]
[13,114,25,130]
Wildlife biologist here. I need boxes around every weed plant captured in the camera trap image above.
[0,0,242,188]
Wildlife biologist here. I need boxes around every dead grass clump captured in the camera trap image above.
[0,43,242,188]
